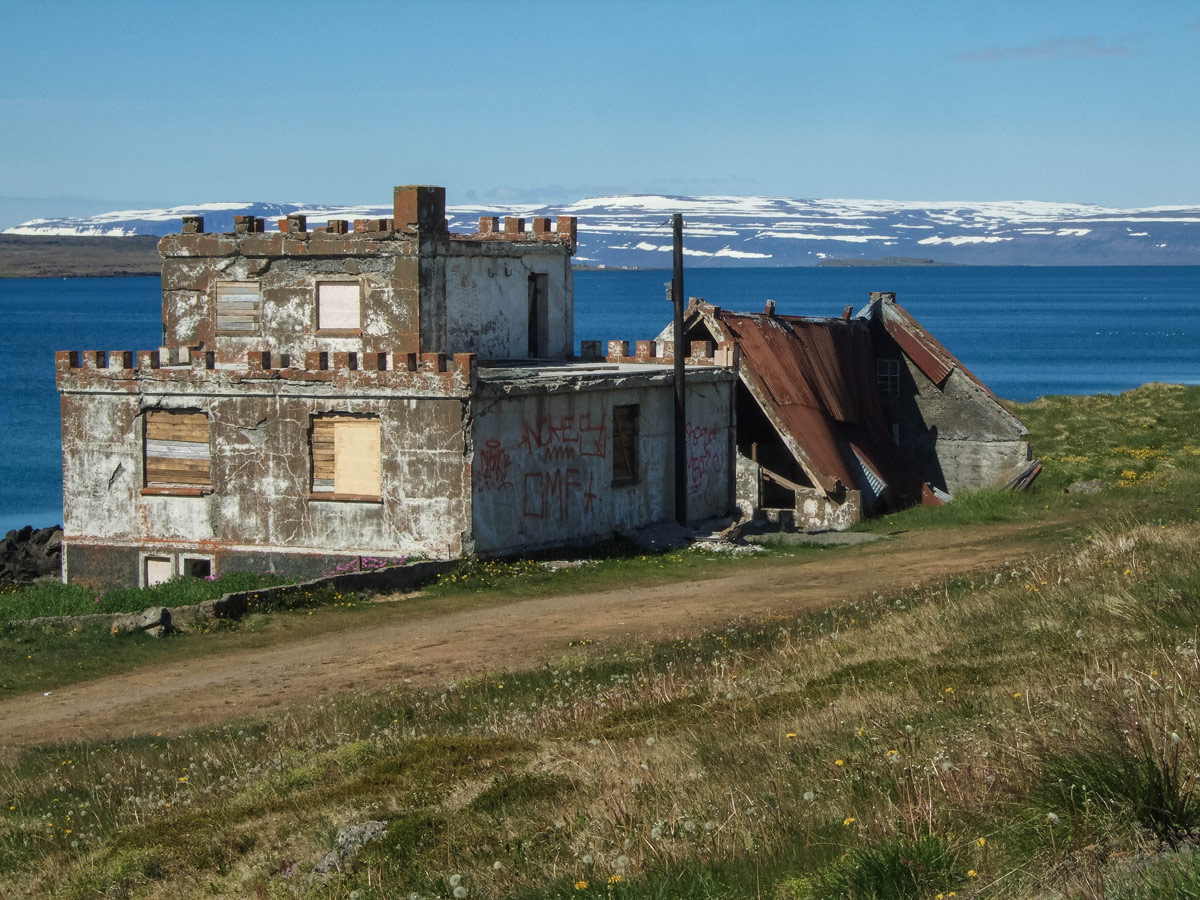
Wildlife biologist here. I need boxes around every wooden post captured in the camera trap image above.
[672,213,687,527]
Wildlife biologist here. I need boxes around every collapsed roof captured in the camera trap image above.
[676,292,1035,516]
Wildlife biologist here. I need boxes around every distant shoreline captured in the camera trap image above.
[2,234,1197,279]
[0,234,161,278]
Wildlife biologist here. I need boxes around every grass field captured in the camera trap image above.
[3,385,1200,899]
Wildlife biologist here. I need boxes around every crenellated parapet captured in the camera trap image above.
[55,348,476,396]
[164,186,578,257]
[468,215,578,253]
[576,339,738,368]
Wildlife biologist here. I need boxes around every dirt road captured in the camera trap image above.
[0,523,1050,748]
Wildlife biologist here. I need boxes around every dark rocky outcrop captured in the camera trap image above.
[1,525,63,583]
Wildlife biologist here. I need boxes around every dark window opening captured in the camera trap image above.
[183,557,212,579]
[612,404,639,486]
[527,273,547,357]
[876,359,901,398]
[735,384,811,489]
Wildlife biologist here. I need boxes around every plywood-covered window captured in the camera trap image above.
[144,410,211,489]
[612,404,639,486]
[216,282,261,335]
[310,414,382,500]
[144,556,173,587]
[317,282,362,332]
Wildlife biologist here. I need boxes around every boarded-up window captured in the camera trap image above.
[144,410,211,488]
[317,282,361,331]
[144,556,173,587]
[612,404,639,486]
[311,415,381,498]
[216,282,261,335]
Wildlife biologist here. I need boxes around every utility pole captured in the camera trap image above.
[672,213,687,527]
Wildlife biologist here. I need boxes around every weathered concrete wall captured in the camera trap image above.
[733,455,861,531]
[439,246,573,359]
[470,371,734,555]
[932,433,1032,493]
[159,227,575,365]
[886,357,1030,494]
[58,356,473,587]
[735,453,761,521]
[158,230,423,363]
[795,486,862,531]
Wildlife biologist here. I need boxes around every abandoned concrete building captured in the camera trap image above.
[56,185,737,589]
[671,293,1037,530]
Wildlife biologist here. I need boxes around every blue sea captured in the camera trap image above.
[3,267,1199,532]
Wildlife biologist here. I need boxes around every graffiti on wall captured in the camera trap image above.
[686,423,725,494]
[479,410,725,521]
[516,413,607,463]
[476,412,607,523]
[522,468,598,520]
[474,439,513,491]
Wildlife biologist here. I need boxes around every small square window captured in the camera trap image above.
[876,359,901,399]
[182,557,212,579]
[144,556,173,587]
[317,282,362,332]
[612,404,639,486]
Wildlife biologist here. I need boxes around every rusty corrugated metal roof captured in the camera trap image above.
[876,298,1004,405]
[704,307,924,507]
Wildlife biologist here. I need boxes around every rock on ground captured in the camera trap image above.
[1066,480,1109,494]
[310,820,387,881]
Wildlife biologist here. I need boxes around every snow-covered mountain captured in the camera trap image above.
[6,195,1200,266]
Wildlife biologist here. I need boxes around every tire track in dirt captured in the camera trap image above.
[0,523,1050,749]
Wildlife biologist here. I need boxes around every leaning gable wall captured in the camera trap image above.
[900,359,1031,493]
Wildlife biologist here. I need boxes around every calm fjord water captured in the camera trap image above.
[2,266,1198,531]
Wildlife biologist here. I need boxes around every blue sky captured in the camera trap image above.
[1,1,1197,227]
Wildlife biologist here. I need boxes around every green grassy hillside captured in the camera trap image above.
[5,385,1200,900]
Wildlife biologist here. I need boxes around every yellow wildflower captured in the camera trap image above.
[843,817,855,826]
[785,733,797,739]
[968,869,977,877]
[977,837,986,847]
[835,759,845,767]
[575,881,589,890]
